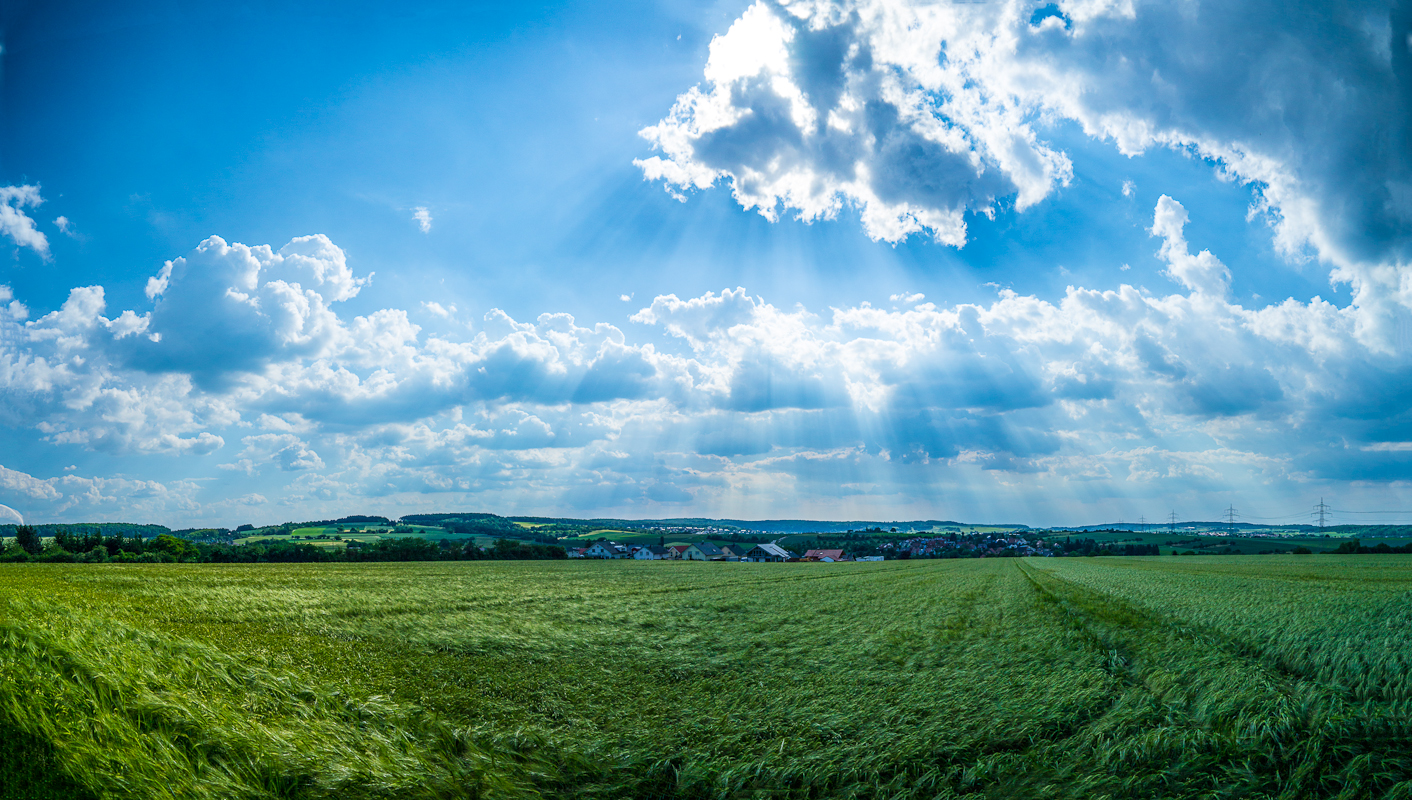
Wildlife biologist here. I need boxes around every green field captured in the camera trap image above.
[1,557,1410,798]
[234,524,460,548]
[1040,529,1412,554]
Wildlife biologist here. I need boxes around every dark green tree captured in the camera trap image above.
[15,525,41,555]
[147,534,200,561]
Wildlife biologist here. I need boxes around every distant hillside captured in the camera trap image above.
[462,515,1021,535]
[14,514,1410,542]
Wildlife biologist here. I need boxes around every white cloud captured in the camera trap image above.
[2,211,1411,523]
[640,0,1412,282]
[636,1,1075,243]
[127,234,369,384]
[0,464,62,501]
[0,463,203,523]
[1121,180,1135,198]
[1151,195,1230,296]
[413,206,432,233]
[220,433,325,475]
[54,216,75,236]
[0,185,49,256]
[422,301,456,318]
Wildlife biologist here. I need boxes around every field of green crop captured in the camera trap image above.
[1,556,1410,799]
[234,524,462,548]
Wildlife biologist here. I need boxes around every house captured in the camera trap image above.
[567,547,588,558]
[743,543,795,562]
[666,544,690,560]
[803,549,847,562]
[683,542,725,560]
[584,541,628,559]
[718,543,751,558]
[855,555,884,562]
[634,545,670,560]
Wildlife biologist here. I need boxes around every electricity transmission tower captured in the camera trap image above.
[1315,498,1329,530]
[1224,504,1238,534]
[1139,515,1146,532]
[1168,510,1177,533]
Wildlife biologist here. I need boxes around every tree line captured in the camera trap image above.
[0,527,566,563]
[1324,539,1412,554]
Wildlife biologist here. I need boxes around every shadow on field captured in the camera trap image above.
[0,722,98,800]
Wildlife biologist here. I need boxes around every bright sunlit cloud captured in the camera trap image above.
[3,191,1410,524]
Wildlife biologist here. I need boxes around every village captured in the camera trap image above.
[566,531,1065,561]
[566,540,884,562]
[881,532,1058,558]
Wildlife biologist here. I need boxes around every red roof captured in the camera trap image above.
[803,549,845,560]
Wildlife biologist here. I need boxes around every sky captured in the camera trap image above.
[1,0,1410,528]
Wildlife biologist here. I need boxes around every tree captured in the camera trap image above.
[148,534,199,561]
[15,526,41,555]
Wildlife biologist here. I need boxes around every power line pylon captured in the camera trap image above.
[1225,504,1238,534]
[1315,498,1329,530]
[1168,510,1177,533]
[1139,515,1146,532]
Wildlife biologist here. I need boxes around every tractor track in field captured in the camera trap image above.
[1011,559,1412,800]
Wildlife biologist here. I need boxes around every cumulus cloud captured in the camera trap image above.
[220,433,324,475]
[639,0,1412,276]
[1151,195,1231,296]
[3,206,1412,523]
[129,234,369,384]
[0,233,684,463]
[636,1,1073,244]
[413,206,432,233]
[0,463,202,522]
[0,185,49,256]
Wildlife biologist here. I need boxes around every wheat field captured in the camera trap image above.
[0,556,1409,799]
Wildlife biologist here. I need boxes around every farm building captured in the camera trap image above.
[743,543,794,562]
[684,543,725,560]
[584,542,628,559]
[803,549,847,562]
[634,545,670,560]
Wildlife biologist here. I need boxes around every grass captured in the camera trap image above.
[0,557,1410,798]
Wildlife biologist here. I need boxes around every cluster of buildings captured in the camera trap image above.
[881,532,1053,558]
[568,541,873,562]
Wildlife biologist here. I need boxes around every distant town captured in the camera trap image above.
[1,512,1410,563]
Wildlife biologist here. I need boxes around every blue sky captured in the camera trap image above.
[1,0,1409,527]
